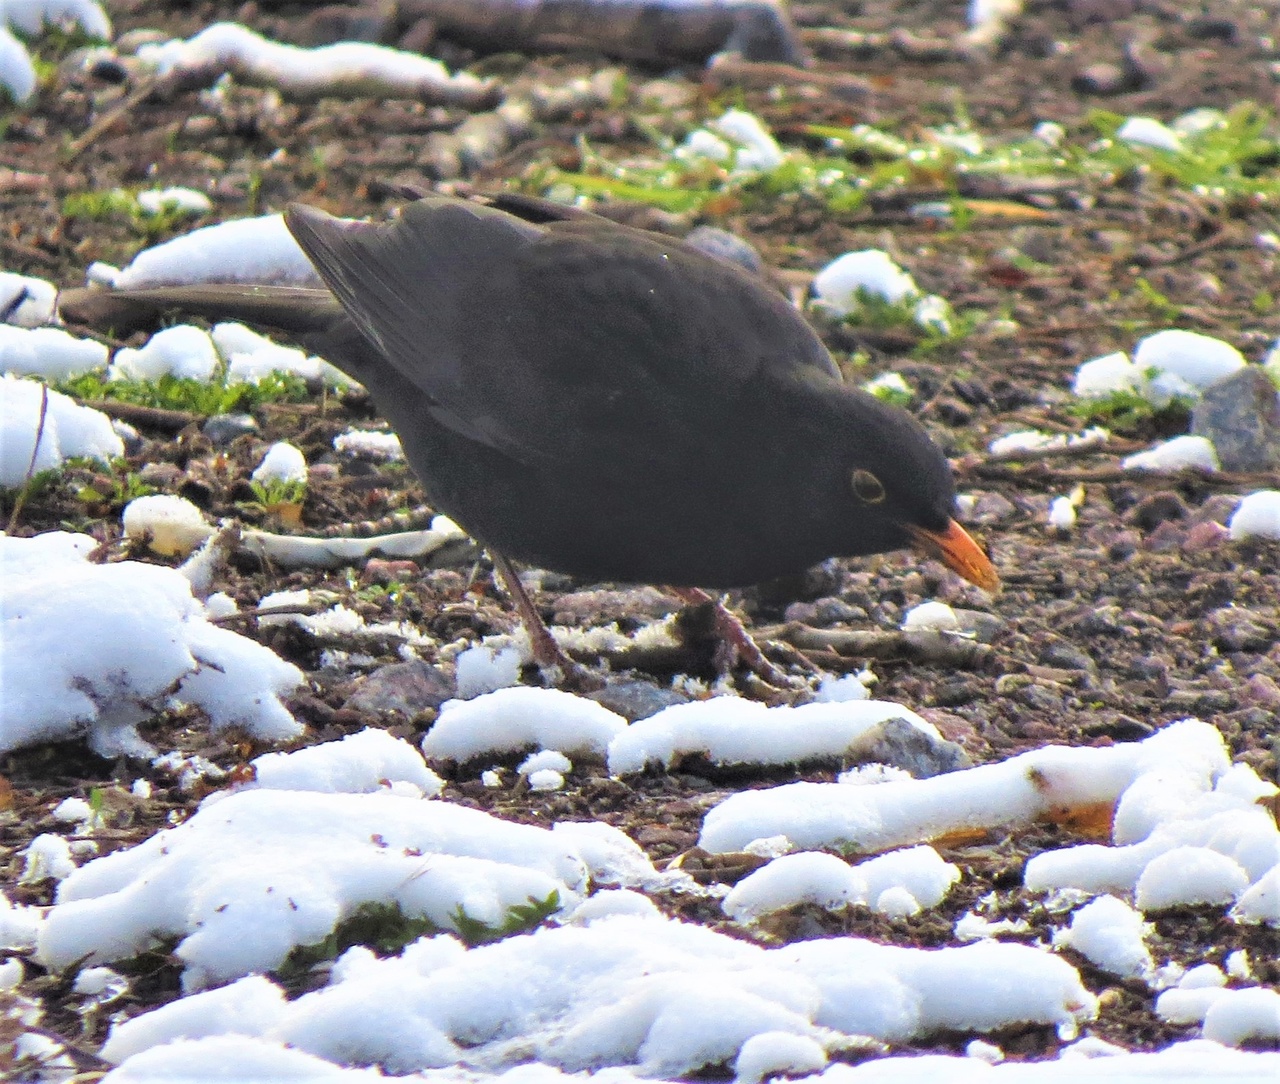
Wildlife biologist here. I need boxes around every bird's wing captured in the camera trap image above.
[285,198,838,468]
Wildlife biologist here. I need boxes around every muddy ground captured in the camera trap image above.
[3,0,1280,1071]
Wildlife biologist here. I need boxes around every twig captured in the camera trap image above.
[6,384,49,533]
[752,623,994,669]
[78,399,199,433]
[64,74,162,162]
[955,435,1144,471]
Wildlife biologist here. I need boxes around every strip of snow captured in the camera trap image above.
[114,215,319,288]
[699,719,1231,853]
[135,22,491,104]
[607,698,941,774]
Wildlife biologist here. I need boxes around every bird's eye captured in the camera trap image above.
[851,469,886,504]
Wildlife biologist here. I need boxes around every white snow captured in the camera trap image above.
[0,530,302,756]
[0,25,35,102]
[39,788,590,990]
[22,833,76,881]
[1116,116,1184,153]
[700,718,1242,855]
[136,187,213,217]
[0,375,121,486]
[1134,846,1250,910]
[734,1032,828,1083]
[988,427,1109,456]
[1228,491,1280,541]
[1122,435,1220,473]
[1071,352,1143,398]
[722,851,867,921]
[607,698,941,775]
[901,600,961,632]
[455,644,524,699]
[1230,864,1279,925]
[678,109,784,172]
[724,844,958,922]
[862,371,912,401]
[252,441,308,484]
[248,727,443,798]
[1073,332,1246,406]
[0,271,56,326]
[92,911,1095,1076]
[1048,497,1076,530]
[109,324,220,382]
[1052,895,1152,979]
[1201,987,1280,1047]
[210,320,332,384]
[0,324,109,378]
[0,2,110,101]
[811,250,920,313]
[334,428,404,460]
[135,22,487,100]
[114,214,319,289]
[422,687,627,761]
[3,0,111,38]
[1132,329,1246,398]
[814,672,871,703]
[121,494,212,557]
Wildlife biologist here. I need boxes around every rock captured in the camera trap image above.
[1039,641,1096,672]
[1191,493,1245,525]
[966,491,1017,524]
[685,226,764,275]
[1143,520,1186,552]
[587,680,692,721]
[783,597,865,627]
[344,660,453,716]
[846,716,970,778]
[1182,520,1229,552]
[202,413,259,446]
[1125,490,1188,531]
[1205,610,1273,654]
[1072,62,1131,95]
[1190,367,1280,472]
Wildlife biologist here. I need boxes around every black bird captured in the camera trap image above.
[60,194,997,683]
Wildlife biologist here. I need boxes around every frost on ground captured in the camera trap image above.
[0,531,302,756]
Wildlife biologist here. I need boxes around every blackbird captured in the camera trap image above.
[59,194,997,682]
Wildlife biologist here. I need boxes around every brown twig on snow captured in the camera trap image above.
[5,383,49,534]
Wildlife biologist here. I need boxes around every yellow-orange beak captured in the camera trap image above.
[905,519,1000,593]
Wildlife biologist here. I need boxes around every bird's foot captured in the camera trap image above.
[668,587,802,692]
[492,552,604,692]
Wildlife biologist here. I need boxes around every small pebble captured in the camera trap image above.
[202,413,260,446]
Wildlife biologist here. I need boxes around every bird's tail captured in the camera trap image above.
[57,283,343,338]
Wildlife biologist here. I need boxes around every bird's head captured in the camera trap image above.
[822,384,999,593]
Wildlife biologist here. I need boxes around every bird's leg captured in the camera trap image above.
[491,553,602,691]
[667,587,793,688]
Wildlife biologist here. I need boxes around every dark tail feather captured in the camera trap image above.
[57,284,343,338]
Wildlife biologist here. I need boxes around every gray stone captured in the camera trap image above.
[846,716,970,778]
[1191,367,1280,472]
[345,660,453,716]
[587,680,692,721]
[685,226,764,275]
[202,413,259,446]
